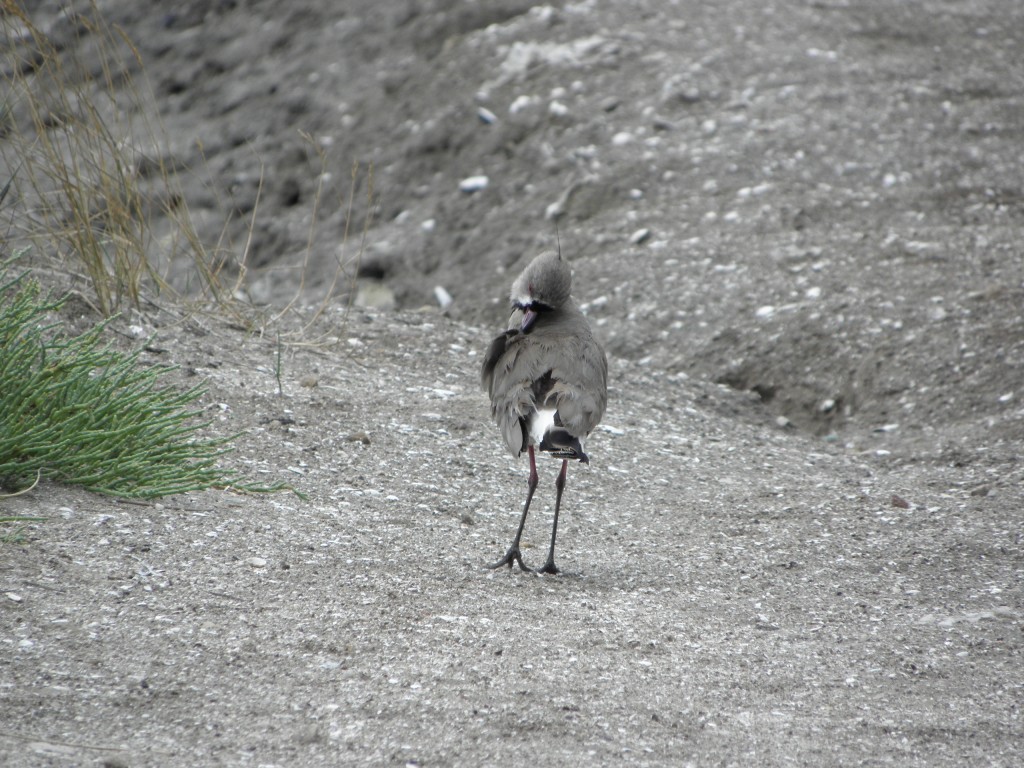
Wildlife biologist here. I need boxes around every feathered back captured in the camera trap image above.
[482,252,607,458]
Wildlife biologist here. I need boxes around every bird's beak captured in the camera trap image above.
[520,307,538,332]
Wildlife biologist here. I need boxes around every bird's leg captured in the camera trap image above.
[488,446,539,572]
[537,459,569,575]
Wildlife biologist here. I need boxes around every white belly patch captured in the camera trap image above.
[529,407,557,447]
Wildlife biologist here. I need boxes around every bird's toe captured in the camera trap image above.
[486,548,532,573]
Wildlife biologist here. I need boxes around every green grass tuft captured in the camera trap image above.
[0,259,285,498]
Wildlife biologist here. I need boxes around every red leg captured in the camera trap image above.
[487,446,539,572]
[537,459,568,574]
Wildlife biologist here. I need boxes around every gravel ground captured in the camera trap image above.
[1,0,1022,765]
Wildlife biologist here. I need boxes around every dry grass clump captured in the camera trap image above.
[1,1,371,329]
[1,1,217,314]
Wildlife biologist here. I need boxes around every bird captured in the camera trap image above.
[481,249,608,574]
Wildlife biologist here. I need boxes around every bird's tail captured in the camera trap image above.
[539,428,589,463]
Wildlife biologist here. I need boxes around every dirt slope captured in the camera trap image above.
[1,0,1022,766]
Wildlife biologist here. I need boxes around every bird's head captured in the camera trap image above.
[509,251,572,332]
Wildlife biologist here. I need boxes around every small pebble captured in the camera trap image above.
[629,228,651,245]
[891,494,911,509]
[508,95,534,114]
[434,286,454,310]
[249,557,268,569]
[544,200,565,220]
[6,592,23,603]
[458,175,489,193]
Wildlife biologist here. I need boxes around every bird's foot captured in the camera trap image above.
[486,547,532,572]
[535,558,560,575]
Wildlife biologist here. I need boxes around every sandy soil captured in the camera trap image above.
[1,0,1022,765]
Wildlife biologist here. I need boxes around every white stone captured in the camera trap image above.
[459,175,489,192]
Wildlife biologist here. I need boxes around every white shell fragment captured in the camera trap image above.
[459,175,489,193]
[434,285,454,310]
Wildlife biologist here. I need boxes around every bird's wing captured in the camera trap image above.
[481,330,513,393]
[547,334,608,438]
[482,329,531,456]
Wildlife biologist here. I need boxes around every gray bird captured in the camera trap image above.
[481,250,608,573]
